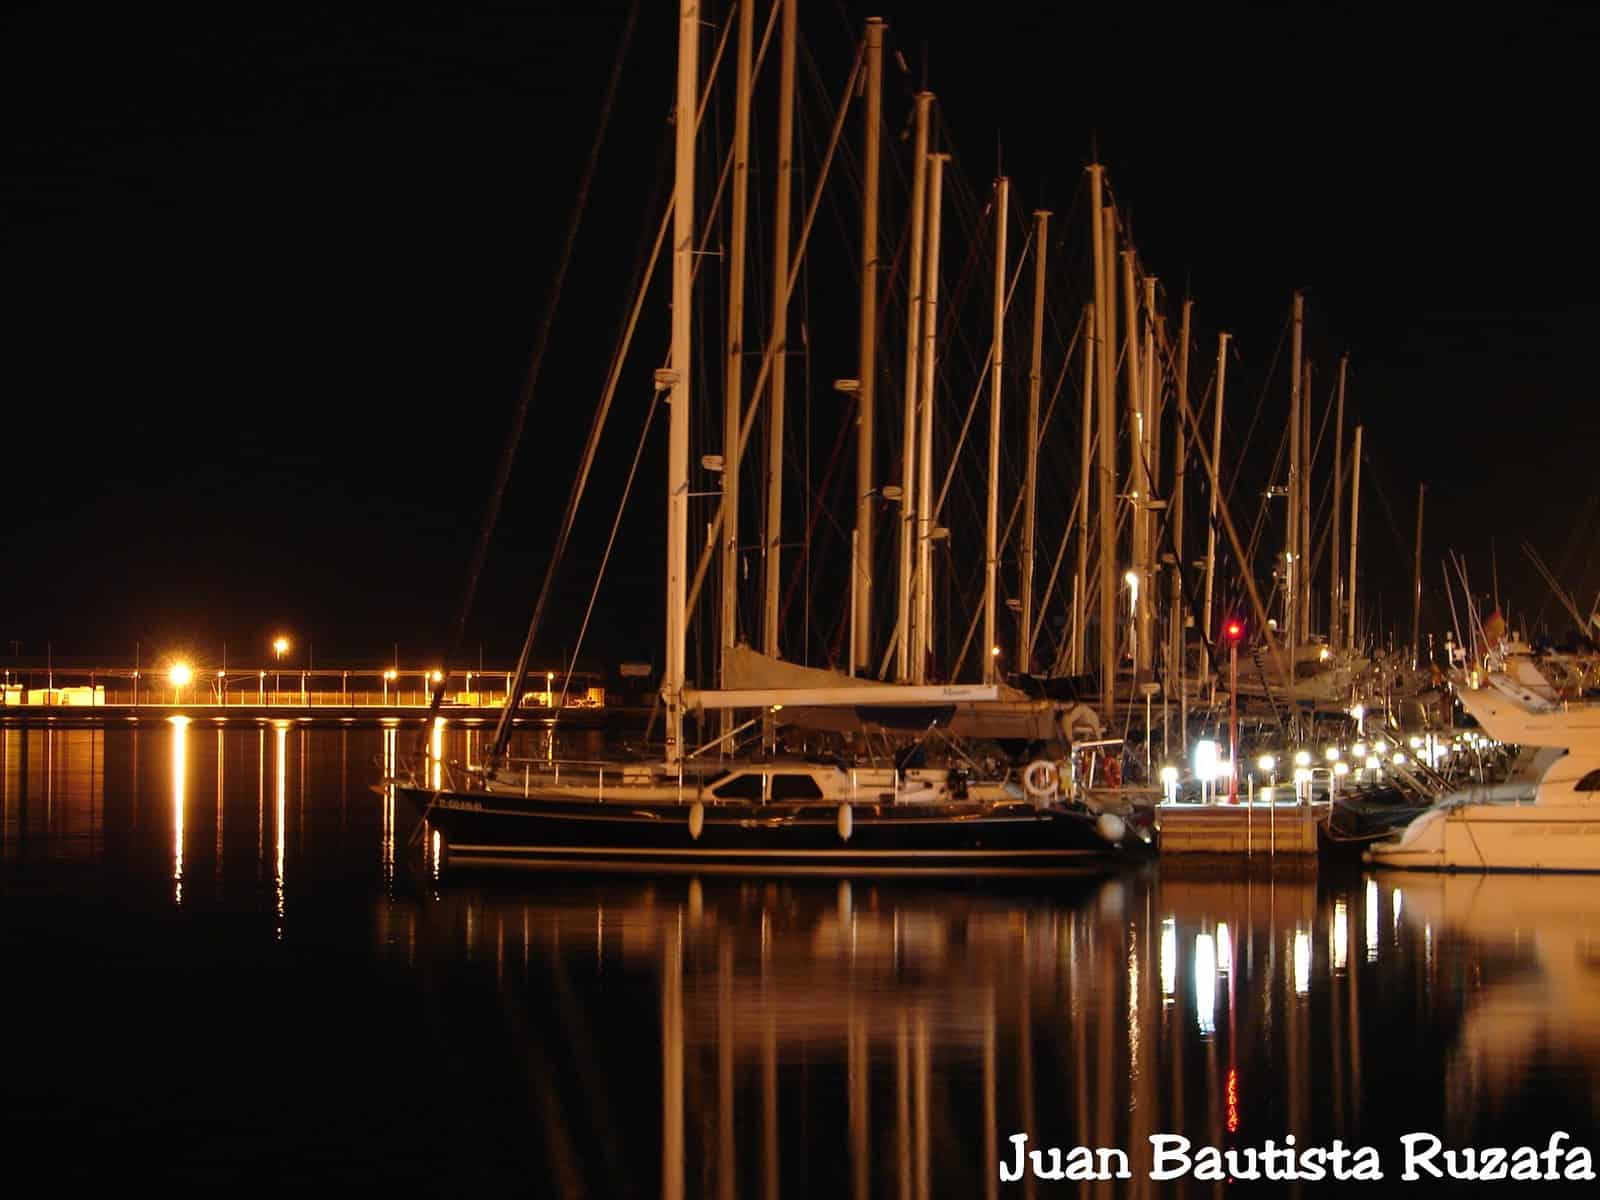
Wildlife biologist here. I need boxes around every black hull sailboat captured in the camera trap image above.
[401,786,1152,875]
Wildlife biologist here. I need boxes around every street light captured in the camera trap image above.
[169,662,191,705]
[273,636,290,701]
[383,668,397,706]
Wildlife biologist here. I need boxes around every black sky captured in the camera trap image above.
[5,1,1599,671]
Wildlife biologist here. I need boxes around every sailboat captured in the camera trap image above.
[390,2,1153,872]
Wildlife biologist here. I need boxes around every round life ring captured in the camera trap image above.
[1023,759,1058,800]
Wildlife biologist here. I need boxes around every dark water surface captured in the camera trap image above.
[2,722,1596,1195]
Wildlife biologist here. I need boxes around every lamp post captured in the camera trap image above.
[1224,619,1244,803]
[273,637,289,703]
[169,662,191,706]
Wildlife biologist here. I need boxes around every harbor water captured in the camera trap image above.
[2,721,1596,1194]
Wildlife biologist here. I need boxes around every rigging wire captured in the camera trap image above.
[413,0,641,764]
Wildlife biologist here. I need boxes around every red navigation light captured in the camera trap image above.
[1224,620,1244,642]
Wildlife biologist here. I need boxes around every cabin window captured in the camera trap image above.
[712,773,764,801]
[769,773,824,801]
[1575,769,1600,792]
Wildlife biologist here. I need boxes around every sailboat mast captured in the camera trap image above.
[1347,424,1363,651]
[1286,290,1303,652]
[1172,298,1191,750]
[1411,482,1426,669]
[762,0,797,659]
[665,0,699,765]
[983,177,1009,682]
[1072,301,1092,675]
[1122,250,1143,678]
[1329,354,1346,652]
[852,16,883,672]
[1097,198,1118,717]
[894,93,931,680]
[1137,273,1157,678]
[720,0,754,723]
[1020,208,1049,673]
[913,151,949,682]
[1299,356,1313,640]
[1202,331,1229,638]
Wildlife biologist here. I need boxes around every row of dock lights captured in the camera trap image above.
[1162,729,1493,806]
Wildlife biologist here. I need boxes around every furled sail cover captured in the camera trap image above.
[723,644,1101,744]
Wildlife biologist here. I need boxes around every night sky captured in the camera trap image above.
[6,1,1599,673]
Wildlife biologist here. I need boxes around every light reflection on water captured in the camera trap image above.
[0,723,1597,1192]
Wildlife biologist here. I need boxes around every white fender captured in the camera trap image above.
[1095,812,1128,844]
[837,803,853,841]
[688,801,705,841]
[1023,759,1058,800]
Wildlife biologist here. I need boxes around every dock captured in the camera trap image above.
[1156,800,1325,856]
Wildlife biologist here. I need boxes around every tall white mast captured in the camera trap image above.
[762,0,797,658]
[1347,424,1363,651]
[1329,354,1347,652]
[912,151,949,682]
[894,93,931,680]
[1072,301,1093,674]
[719,0,754,730]
[1299,356,1313,640]
[1137,273,1157,678]
[1097,199,1118,717]
[852,17,883,671]
[1202,331,1229,639]
[983,177,1009,682]
[665,0,699,765]
[1020,208,1049,673]
[1171,299,1191,751]
[1285,290,1303,653]
[1121,250,1142,680]
[1411,482,1426,669]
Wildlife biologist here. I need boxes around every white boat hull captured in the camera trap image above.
[1368,802,1600,872]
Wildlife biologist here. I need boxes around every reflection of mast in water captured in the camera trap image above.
[381,727,397,887]
[215,728,225,896]
[274,722,287,939]
[662,911,683,1200]
[170,717,188,906]
[256,728,264,880]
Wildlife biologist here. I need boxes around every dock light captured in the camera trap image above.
[1333,761,1349,777]
[1352,742,1367,757]
[273,637,289,658]
[1365,755,1381,771]
[1392,752,1408,765]
[1257,754,1276,773]
[1194,739,1219,784]
[1349,704,1365,722]
[169,663,192,687]
[383,669,397,681]
[1373,738,1388,753]
[1160,764,1179,804]
[1294,749,1311,768]
[991,645,1001,657]
[1319,646,1331,662]
[1325,746,1341,762]
[1408,736,1423,750]
[430,670,443,683]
